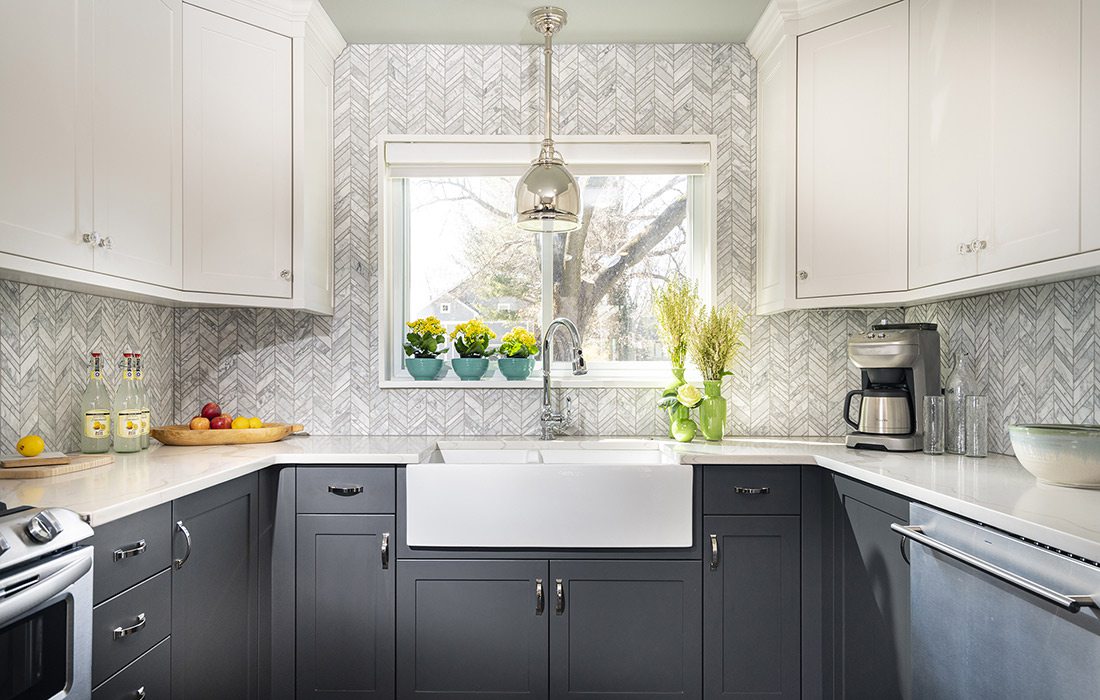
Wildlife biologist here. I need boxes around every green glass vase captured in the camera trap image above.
[665,366,687,438]
[699,379,727,441]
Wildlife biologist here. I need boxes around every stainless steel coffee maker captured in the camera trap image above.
[844,323,941,451]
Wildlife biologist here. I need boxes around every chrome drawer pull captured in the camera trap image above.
[174,521,192,570]
[113,539,147,561]
[734,486,770,495]
[113,612,146,639]
[535,578,544,615]
[328,484,364,497]
[380,532,390,570]
[892,524,1098,613]
[709,534,720,570]
[555,579,565,615]
[134,686,146,700]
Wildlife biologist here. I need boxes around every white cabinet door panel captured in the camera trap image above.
[182,4,292,298]
[756,37,795,312]
[92,0,183,288]
[0,0,93,270]
[981,0,1080,273]
[796,1,909,298]
[1081,0,1100,252]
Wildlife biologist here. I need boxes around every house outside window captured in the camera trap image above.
[380,136,717,386]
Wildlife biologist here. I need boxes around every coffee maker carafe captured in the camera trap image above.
[844,323,941,451]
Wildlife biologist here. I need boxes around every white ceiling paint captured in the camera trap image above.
[318,0,770,44]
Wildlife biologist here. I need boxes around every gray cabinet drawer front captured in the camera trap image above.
[297,467,395,514]
[91,502,172,604]
[704,467,801,515]
[93,636,171,700]
[93,568,172,686]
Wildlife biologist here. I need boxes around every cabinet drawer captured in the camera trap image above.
[92,569,172,686]
[93,636,171,700]
[91,502,172,604]
[297,467,395,514]
[703,467,801,515]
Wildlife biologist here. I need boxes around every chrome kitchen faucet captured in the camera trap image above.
[540,317,587,440]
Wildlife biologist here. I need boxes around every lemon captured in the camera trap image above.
[17,434,45,457]
[248,417,263,429]
[231,416,251,430]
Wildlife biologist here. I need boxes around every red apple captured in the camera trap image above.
[200,402,221,421]
[189,416,211,430]
[210,415,232,430]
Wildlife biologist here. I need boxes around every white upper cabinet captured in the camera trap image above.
[1084,0,1100,252]
[0,0,93,270]
[182,4,293,298]
[92,0,183,288]
[795,1,909,298]
[911,0,1080,285]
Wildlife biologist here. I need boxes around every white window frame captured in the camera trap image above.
[378,134,718,388]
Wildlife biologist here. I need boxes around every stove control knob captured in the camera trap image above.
[0,534,9,556]
[26,510,63,543]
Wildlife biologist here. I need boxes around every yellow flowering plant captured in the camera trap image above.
[688,304,747,381]
[653,278,701,368]
[450,319,496,358]
[498,327,539,358]
[404,316,447,358]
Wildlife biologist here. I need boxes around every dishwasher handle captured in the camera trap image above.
[892,523,1097,613]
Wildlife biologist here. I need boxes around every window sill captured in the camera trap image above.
[379,374,676,389]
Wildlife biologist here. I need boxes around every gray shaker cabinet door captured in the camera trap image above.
[397,559,549,700]
[549,559,702,699]
[171,473,259,700]
[831,475,911,700]
[703,516,801,699]
[297,514,395,699]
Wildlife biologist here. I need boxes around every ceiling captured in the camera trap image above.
[318,0,771,45]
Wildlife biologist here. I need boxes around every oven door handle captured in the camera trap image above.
[0,549,92,626]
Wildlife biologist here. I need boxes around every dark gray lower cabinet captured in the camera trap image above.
[830,475,911,700]
[550,560,701,699]
[704,516,800,699]
[397,559,549,699]
[297,514,395,699]
[171,473,259,700]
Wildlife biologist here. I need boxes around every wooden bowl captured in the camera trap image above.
[151,423,305,446]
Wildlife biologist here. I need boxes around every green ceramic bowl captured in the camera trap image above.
[451,357,489,381]
[497,356,535,381]
[1008,424,1100,488]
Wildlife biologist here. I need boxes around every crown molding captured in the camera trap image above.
[746,0,901,58]
[306,1,346,62]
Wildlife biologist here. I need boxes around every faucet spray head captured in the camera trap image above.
[571,348,587,375]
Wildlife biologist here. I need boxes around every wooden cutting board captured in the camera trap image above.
[0,453,114,479]
[150,422,306,446]
[0,451,70,468]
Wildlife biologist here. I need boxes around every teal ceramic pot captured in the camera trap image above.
[699,380,727,441]
[406,357,443,381]
[497,356,535,381]
[451,357,489,381]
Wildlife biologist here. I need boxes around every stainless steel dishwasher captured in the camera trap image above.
[895,503,1100,699]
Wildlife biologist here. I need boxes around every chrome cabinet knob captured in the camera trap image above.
[797,270,808,281]
[958,242,974,254]
[97,236,113,249]
[974,239,988,251]
[280,269,292,280]
[82,231,100,246]
[25,510,63,543]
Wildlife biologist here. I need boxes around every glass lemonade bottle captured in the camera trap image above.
[80,352,112,454]
[112,353,143,453]
[134,352,150,450]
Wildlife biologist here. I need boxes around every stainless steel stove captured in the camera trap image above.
[0,502,94,700]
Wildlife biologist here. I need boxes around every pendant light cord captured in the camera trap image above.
[543,30,554,146]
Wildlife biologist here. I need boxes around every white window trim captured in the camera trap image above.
[377,134,719,389]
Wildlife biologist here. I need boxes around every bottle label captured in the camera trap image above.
[141,410,151,436]
[116,410,143,439]
[84,411,110,438]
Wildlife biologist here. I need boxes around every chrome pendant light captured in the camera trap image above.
[514,7,581,232]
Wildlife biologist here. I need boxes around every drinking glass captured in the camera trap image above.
[964,395,988,458]
[923,395,945,455]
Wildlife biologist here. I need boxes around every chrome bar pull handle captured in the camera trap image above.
[113,539,147,561]
[710,534,720,570]
[554,579,564,615]
[734,486,770,495]
[380,532,390,570]
[174,520,192,570]
[328,484,364,497]
[892,523,1098,612]
[113,612,146,639]
[535,578,544,615]
[134,686,146,700]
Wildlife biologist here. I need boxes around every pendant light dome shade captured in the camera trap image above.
[514,7,581,233]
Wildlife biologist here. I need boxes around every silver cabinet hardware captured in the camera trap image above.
[709,534,719,570]
[113,539,147,561]
[82,231,100,246]
[974,239,988,250]
[327,484,364,497]
[113,612,146,639]
[958,242,974,254]
[173,520,192,570]
[891,523,1098,612]
[280,269,292,280]
[734,486,771,495]
[798,270,808,281]
[380,532,390,570]
[535,578,544,615]
[135,687,146,700]
[97,236,113,249]
[554,579,564,615]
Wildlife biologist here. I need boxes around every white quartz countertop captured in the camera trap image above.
[2,433,1098,562]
